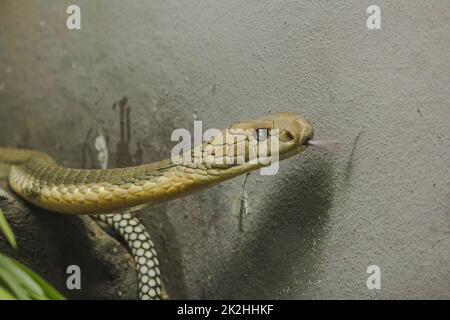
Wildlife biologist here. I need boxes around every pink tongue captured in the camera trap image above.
[306,139,341,152]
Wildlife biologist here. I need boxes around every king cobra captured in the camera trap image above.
[0,112,315,300]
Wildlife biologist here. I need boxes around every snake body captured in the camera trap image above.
[0,112,314,299]
[96,213,162,299]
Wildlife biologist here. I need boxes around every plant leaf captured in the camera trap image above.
[0,253,65,300]
[0,253,44,296]
[0,285,16,300]
[0,208,17,249]
[9,255,65,300]
[0,262,29,299]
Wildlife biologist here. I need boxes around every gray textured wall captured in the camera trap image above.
[0,0,449,299]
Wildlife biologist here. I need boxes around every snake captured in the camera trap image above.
[0,112,315,299]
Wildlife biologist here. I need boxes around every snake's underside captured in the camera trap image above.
[0,112,314,300]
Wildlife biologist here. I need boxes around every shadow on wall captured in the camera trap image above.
[212,154,335,299]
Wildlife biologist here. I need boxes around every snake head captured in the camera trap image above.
[231,111,314,153]
[255,111,313,148]
[202,112,314,170]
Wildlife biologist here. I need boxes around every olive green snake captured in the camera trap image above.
[0,112,315,299]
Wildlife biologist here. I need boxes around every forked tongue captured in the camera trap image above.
[305,139,341,152]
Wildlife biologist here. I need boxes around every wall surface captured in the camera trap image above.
[0,1,449,299]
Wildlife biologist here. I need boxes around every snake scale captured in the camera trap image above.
[0,112,314,299]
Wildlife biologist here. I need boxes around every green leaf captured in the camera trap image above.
[0,286,16,300]
[0,262,29,299]
[11,258,65,300]
[0,253,65,300]
[0,253,44,296]
[0,210,65,300]
[0,208,17,249]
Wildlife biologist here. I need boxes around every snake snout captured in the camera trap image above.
[296,117,314,146]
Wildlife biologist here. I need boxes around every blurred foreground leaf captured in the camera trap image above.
[0,208,16,249]
[0,252,65,300]
[0,207,65,300]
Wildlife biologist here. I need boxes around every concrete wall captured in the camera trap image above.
[0,0,449,299]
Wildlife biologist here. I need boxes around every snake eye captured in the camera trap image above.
[279,130,294,142]
[255,128,268,141]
